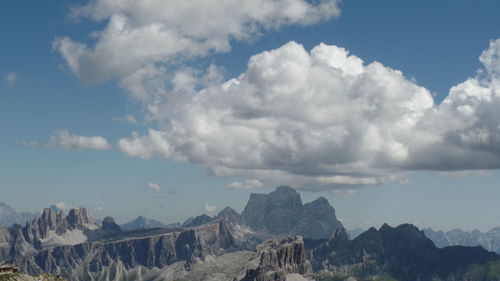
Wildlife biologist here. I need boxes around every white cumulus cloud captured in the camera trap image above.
[116,39,500,189]
[24,129,111,151]
[53,1,500,191]
[54,0,341,102]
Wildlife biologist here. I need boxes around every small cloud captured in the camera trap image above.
[203,204,217,214]
[227,179,264,190]
[338,218,350,224]
[23,129,111,150]
[147,182,161,192]
[438,170,493,178]
[330,189,358,197]
[93,206,105,212]
[398,178,411,185]
[53,202,72,212]
[113,115,140,124]
[5,72,17,86]
[364,220,373,225]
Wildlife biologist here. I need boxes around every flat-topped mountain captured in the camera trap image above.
[242,186,343,239]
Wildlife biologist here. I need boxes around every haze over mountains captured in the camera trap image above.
[1,186,500,281]
[424,227,500,254]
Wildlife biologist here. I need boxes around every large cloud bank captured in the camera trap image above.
[54,0,500,189]
[116,40,500,188]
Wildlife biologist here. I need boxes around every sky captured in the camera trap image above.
[1,0,500,232]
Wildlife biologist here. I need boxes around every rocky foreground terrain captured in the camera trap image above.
[1,186,500,281]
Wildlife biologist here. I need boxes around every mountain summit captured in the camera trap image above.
[242,186,343,239]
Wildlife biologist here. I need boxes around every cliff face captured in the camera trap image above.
[14,219,239,277]
[240,236,313,281]
[241,186,342,239]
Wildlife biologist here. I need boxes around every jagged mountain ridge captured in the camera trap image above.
[309,224,500,281]
[424,227,500,254]
[2,187,500,281]
[120,216,170,231]
[174,186,343,240]
[13,219,240,278]
[0,202,38,227]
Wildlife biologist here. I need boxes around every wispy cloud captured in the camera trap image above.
[23,129,111,150]
[331,189,359,197]
[438,170,493,179]
[113,115,140,124]
[147,182,161,192]
[5,72,17,86]
[203,204,217,214]
[227,180,264,190]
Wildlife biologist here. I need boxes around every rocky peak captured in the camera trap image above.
[101,216,121,232]
[240,236,313,281]
[291,196,342,239]
[66,208,97,231]
[216,207,242,225]
[242,186,343,238]
[272,185,298,195]
[183,214,214,228]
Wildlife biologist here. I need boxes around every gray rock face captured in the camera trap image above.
[424,227,500,254]
[120,216,167,231]
[101,217,121,232]
[0,202,38,227]
[21,208,98,250]
[240,236,313,281]
[14,219,239,278]
[291,197,343,239]
[242,186,343,239]
[65,208,97,231]
[243,186,302,235]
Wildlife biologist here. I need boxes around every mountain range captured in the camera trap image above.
[0,202,38,227]
[424,227,500,254]
[1,186,499,281]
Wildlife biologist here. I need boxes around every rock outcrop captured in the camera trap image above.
[216,207,243,225]
[240,236,313,281]
[20,208,98,251]
[241,186,342,239]
[101,217,121,232]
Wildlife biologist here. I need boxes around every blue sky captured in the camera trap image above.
[1,0,500,231]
